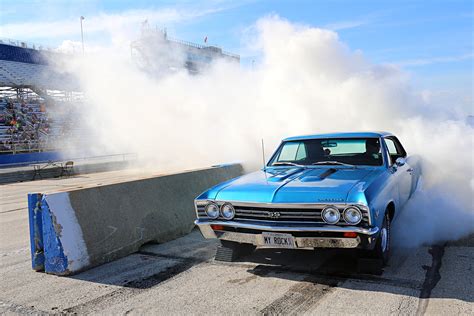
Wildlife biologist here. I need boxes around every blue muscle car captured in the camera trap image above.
[195,132,421,265]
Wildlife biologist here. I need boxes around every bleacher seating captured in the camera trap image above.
[0,41,82,155]
[0,43,49,65]
[0,43,78,90]
[0,96,60,153]
[0,60,49,87]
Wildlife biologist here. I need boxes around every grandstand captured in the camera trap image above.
[0,41,78,90]
[1,31,239,165]
[0,40,81,161]
[131,27,240,74]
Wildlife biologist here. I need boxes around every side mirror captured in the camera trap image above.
[395,157,406,167]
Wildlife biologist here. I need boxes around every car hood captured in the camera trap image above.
[214,167,375,203]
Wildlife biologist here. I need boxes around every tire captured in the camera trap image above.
[215,240,256,262]
[357,213,391,274]
[371,213,391,265]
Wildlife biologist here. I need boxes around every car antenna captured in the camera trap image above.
[261,138,267,172]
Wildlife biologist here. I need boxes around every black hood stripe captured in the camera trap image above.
[318,168,338,180]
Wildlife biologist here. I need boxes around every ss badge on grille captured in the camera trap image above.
[267,211,281,219]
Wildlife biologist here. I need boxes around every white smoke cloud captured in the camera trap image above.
[59,16,473,247]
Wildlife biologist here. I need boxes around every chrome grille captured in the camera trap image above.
[195,202,370,226]
[234,206,323,223]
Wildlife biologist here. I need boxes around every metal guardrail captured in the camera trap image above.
[1,35,240,59]
[0,152,137,169]
[0,138,102,154]
[0,37,53,51]
[166,35,240,60]
[0,143,56,154]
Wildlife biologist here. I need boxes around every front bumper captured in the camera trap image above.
[195,219,379,249]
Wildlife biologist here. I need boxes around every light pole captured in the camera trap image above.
[80,16,85,54]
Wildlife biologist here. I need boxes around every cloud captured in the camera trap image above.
[0,6,224,44]
[324,19,370,31]
[393,53,473,67]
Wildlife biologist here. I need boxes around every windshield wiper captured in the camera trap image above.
[311,161,356,167]
[272,162,305,167]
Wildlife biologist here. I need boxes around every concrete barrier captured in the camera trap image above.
[27,164,243,275]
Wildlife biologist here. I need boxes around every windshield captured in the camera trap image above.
[269,138,383,166]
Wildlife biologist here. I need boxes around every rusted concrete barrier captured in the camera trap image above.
[28,164,243,275]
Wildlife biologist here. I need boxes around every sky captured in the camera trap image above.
[0,0,472,112]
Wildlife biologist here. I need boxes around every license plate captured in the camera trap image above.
[261,232,296,249]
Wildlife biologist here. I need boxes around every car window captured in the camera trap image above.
[278,142,308,161]
[295,143,307,160]
[385,138,398,155]
[384,137,407,165]
[270,138,383,166]
[278,142,300,161]
[322,139,368,154]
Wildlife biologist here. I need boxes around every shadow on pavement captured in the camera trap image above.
[238,245,473,303]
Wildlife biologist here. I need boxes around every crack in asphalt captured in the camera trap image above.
[0,207,27,214]
[416,244,446,316]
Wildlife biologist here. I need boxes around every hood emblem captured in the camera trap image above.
[267,211,281,219]
[318,198,344,202]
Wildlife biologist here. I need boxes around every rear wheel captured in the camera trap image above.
[215,240,256,262]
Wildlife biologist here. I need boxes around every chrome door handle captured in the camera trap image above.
[407,168,414,173]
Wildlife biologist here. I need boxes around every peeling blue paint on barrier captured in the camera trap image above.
[43,193,91,274]
[27,193,44,271]
[28,193,72,275]
[41,195,69,275]
[27,192,92,275]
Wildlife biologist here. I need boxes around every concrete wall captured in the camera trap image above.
[28,164,244,275]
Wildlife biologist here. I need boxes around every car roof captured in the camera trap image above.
[283,131,394,141]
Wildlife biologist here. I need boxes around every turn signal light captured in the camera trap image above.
[343,232,357,238]
[211,225,224,231]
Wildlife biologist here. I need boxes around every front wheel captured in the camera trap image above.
[371,213,391,265]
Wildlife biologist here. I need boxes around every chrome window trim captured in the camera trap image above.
[267,137,386,167]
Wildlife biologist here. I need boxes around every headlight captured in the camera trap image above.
[205,203,220,219]
[220,203,235,220]
[322,206,340,224]
[343,206,362,225]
